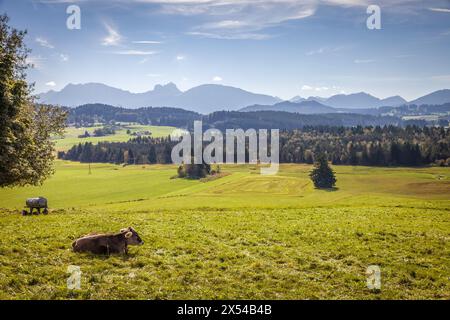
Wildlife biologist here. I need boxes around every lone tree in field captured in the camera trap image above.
[177,158,211,179]
[309,153,337,189]
[0,14,66,187]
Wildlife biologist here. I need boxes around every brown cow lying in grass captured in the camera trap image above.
[72,227,144,255]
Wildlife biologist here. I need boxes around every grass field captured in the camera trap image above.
[0,160,449,300]
[53,124,178,151]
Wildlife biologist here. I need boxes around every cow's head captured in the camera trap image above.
[121,227,144,245]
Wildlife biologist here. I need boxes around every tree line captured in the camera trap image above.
[66,104,200,128]
[65,103,450,131]
[278,126,449,166]
[198,111,405,131]
[66,102,450,131]
[59,125,450,167]
[59,136,176,165]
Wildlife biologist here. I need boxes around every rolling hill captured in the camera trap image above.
[409,89,450,106]
[240,100,335,114]
[314,92,407,109]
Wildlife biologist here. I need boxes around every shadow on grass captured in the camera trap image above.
[78,252,138,261]
[315,187,339,192]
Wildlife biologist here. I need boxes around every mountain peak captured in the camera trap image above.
[342,92,376,98]
[154,82,178,90]
[324,91,381,108]
[380,95,407,106]
[240,99,335,114]
[153,82,181,94]
[410,89,450,106]
[289,96,305,103]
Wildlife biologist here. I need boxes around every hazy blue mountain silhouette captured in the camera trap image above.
[38,82,280,114]
[240,100,335,114]
[409,89,450,106]
[39,83,450,112]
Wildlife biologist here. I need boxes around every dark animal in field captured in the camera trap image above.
[72,227,144,255]
[22,197,48,215]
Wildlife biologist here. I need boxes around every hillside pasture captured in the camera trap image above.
[0,162,449,299]
[53,124,178,151]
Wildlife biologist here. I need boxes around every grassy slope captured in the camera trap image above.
[54,124,177,151]
[0,162,449,299]
[0,162,448,210]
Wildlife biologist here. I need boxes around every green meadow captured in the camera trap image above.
[0,130,449,299]
[0,162,448,300]
[54,124,177,151]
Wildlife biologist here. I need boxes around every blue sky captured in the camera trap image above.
[1,0,450,101]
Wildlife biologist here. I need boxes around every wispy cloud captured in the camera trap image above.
[354,59,375,64]
[113,50,157,55]
[35,37,54,49]
[102,22,122,46]
[176,55,185,61]
[40,0,433,41]
[306,46,346,56]
[147,73,163,77]
[45,81,56,87]
[152,0,316,40]
[428,7,450,13]
[132,40,162,44]
[131,0,431,40]
[199,20,250,30]
[59,53,69,62]
[187,31,271,40]
[300,84,347,96]
[306,48,326,56]
[430,74,450,81]
[301,85,329,92]
[212,76,223,82]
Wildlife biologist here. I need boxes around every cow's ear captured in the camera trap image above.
[125,232,132,238]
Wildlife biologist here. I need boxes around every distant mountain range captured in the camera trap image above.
[290,92,407,109]
[242,90,450,114]
[38,82,450,114]
[38,83,281,114]
[241,100,335,114]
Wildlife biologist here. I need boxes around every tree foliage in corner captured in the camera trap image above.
[309,154,337,189]
[0,14,66,187]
